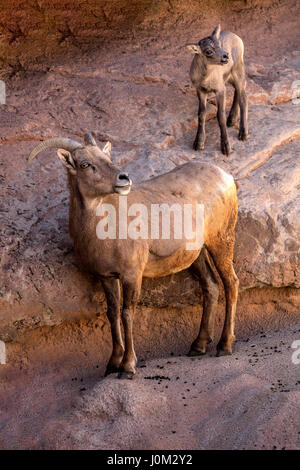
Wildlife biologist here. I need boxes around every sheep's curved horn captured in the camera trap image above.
[84,133,97,146]
[28,138,82,162]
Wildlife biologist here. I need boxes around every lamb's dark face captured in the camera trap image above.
[198,36,229,65]
[186,24,229,65]
[57,144,132,198]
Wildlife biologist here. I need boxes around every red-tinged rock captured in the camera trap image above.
[268,70,300,105]
[247,78,269,105]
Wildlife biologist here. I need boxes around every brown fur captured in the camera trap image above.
[186,25,248,155]
[29,135,239,379]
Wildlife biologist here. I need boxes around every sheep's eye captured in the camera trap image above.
[80,162,90,169]
[206,50,213,56]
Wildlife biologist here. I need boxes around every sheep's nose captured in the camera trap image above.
[116,172,131,186]
[117,172,130,182]
[114,172,132,194]
[223,53,229,60]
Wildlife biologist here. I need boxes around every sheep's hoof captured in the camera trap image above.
[193,140,205,151]
[188,348,206,357]
[216,347,232,357]
[226,116,236,127]
[118,370,135,380]
[221,141,231,156]
[104,365,120,377]
[238,129,248,141]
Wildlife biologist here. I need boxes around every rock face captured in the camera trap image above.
[1,0,300,70]
[0,0,299,351]
[0,0,300,452]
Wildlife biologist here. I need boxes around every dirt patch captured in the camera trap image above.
[0,324,299,449]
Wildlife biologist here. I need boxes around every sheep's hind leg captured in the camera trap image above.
[215,262,239,356]
[118,275,142,379]
[208,241,239,356]
[231,67,248,141]
[227,86,239,127]
[238,87,248,141]
[188,246,219,356]
[102,278,124,376]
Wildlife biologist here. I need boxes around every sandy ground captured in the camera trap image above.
[0,324,299,450]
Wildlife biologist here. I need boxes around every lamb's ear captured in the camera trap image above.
[185,44,202,55]
[212,24,221,40]
[103,141,112,156]
[57,149,77,175]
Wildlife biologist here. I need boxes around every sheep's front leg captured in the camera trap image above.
[216,90,231,155]
[102,278,124,376]
[193,89,207,151]
[118,275,142,380]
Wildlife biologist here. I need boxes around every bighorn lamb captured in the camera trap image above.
[28,133,239,379]
[186,24,248,155]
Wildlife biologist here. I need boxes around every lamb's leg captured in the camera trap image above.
[232,65,248,141]
[227,86,239,127]
[102,278,124,376]
[189,246,219,356]
[193,89,207,151]
[238,86,248,141]
[216,89,231,155]
[118,275,142,379]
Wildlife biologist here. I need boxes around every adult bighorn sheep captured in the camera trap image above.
[186,24,248,155]
[28,133,239,379]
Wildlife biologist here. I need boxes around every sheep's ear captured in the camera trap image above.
[212,24,221,40]
[103,141,112,156]
[185,44,202,55]
[57,149,77,175]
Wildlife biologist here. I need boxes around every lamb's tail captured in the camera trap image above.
[234,179,240,192]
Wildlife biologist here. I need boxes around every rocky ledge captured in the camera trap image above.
[0,23,299,350]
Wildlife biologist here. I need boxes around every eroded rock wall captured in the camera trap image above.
[1,0,300,73]
[0,0,299,353]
